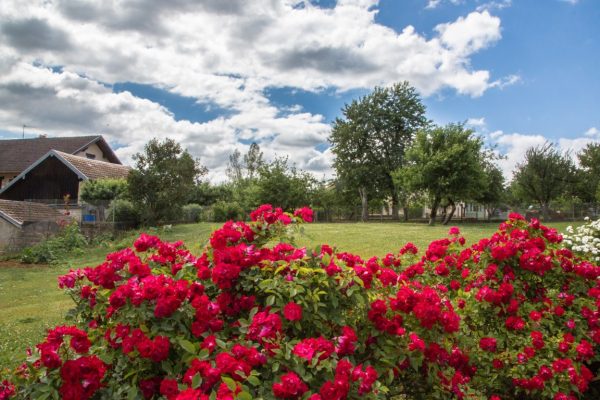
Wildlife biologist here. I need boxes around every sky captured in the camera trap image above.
[0,0,598,182]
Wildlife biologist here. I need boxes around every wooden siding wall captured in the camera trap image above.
[0,157,81,201]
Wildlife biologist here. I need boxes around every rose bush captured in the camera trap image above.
[1,205,600,399]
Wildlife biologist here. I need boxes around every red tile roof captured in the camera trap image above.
[0,199,65,227]
[0,135,120,173]
[55,151,131,180]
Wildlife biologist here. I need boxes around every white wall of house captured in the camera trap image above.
[75,143,110,162]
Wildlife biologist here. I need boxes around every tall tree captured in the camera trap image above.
[254,157,316,210]
[128,138,206,225]
[329,81,428,221]
[475,162,506,220]
[226,149,243,183]
[576,142,600,203]
[398,123,486,225]
[244,142,264,180]
[512,142,575,220]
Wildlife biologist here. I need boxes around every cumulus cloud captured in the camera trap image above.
[489,130,599,181]
[584,127,600,137]
[0,0,513,180]
[466,117,486,127]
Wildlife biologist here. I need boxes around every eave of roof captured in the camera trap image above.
[0,209,22,227]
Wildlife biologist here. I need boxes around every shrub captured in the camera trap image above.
[107,199,141,229]
[563,217,600,262]
[3,207,600,400]
[181,203,203,223]
[211,200,245,222]
[20,222,87,264]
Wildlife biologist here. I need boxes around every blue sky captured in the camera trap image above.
[0,0,598,180]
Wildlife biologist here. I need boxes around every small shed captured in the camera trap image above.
[0,200,69,253]
[0,150,130,203]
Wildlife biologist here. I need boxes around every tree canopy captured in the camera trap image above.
[398,123,486,225]
[128,138,207,225]
[512,142,575,219]
[329,81,429,221]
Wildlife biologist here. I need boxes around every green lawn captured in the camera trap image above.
[0,220,576,368]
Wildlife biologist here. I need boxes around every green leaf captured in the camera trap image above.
[237,391,253,400]
[192,373,202,389]
[179,339,196,354]
[222,376,237,391]
[246,375,260,386]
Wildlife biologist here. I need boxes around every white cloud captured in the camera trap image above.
[426,0,462,9]
[560,0,579,4]
[0,1,512,180]
[490,130,599,181]
[476,0,512,12]
[584,127,600,137]
[466,117,486,127]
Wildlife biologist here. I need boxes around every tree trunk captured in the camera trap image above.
[391,191,399,220]
[359,187,369,222]
[442,198,456,225]
[403,206,409,222]
[541,202,550,221]
[429,196,440,226]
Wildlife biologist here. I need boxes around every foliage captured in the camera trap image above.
[254,157,316,210]
[20,222,87,264]
[475,162,506,220]
[128,138,207,225]
[330,81,429,221]
[563,217,600,262]
[107,199,141,229]
[181,204,203,223]
[4,206,600,400]
[512,142,576,219]
[398,123,486,225]
[80,179,128,206]
[575,143,600,203]
[211,201,246,222]
[188,183,233,207]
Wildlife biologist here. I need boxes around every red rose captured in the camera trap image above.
[272,372,308,399]
[283,302,303,321]
[479,337,497,352]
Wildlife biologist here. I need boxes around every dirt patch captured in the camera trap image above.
[0,260,50,268]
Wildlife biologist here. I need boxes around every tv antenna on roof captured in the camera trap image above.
[22,124,38,139]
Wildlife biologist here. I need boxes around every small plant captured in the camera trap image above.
[20,222,87,264]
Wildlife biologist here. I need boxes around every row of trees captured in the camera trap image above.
[82,82,599,226]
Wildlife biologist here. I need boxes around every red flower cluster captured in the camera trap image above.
[272,372,308,399]
[59,356,107,400]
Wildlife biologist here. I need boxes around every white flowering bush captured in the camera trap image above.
[563,217,600,262]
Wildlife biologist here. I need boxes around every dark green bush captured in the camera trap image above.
[107,199,141,229]
[181,203,203,223]
[211,200,245,222]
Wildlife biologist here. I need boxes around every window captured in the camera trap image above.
[85,153,96,159]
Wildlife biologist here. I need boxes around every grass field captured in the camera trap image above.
[0,220,576,368]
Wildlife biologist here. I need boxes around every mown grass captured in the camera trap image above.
[0,220,576,368]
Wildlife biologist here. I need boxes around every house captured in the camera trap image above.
[0,150,130,208]
[0,199,70,252]
[0,135,121,189]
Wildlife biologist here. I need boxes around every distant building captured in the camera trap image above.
[0,149,130,204]
[0,135,121,189]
